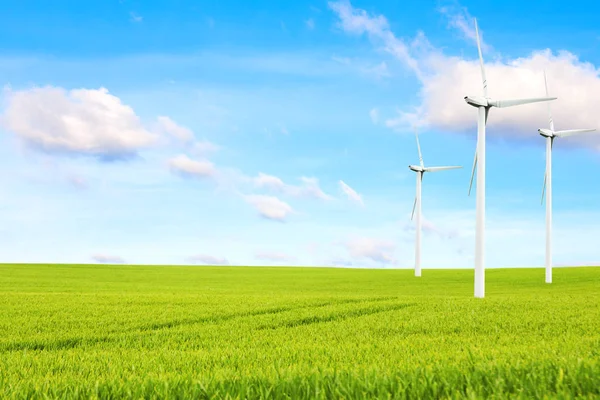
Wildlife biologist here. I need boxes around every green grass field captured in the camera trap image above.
[1,264,599,399]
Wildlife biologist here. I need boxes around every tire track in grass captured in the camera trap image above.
[257,302,416,330]
[1,296,398,352]
[126,295,398,333]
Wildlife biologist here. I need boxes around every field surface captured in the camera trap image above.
[1,264,599,399]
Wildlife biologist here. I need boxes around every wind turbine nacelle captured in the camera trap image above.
[538,128,554,138]
[409,165,424,172]
[464,96,488,108]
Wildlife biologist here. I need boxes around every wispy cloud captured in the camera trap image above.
[438,4,489,50]
[130,12,143,23]
[305,18,316,30]
[244,195,294,222]
[168,155,215,179]
[91,254,125,264]
[156,116,194,142]
[328,0,422,78]
[342,237,397,265]
[339,180,364,206]
[254,173,333,201]
[255,251,296,262]
[187,254,229,265]
[369,108,379,124]
[360,61,391,79]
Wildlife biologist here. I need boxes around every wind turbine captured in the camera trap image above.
[464,18,557,298]
[409,129,461,277]
[538,71,595,284]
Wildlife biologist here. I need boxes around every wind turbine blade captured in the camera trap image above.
[489,97,557,108]
[411,196,417,220]
[553,128,596,138]
[541,171,547,205]
[414,128,424,168]
[468,150,477,196]
[544,70,555,132]
[484,107,489,124]
[425,166,462,172]
[474,18,488,98]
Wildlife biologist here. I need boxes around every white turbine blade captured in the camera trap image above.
[541,171,547,205]
[489,97,557,108]
[414,128,424,168]
[468,150,477,196]
[425,166,462,172]
[474,18,488,98]
[554,128,596,138]
[411,195,417,220]
[544,70,555,131]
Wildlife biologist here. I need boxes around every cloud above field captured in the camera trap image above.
[244,195,294,222]
[329,1,600,151]
[342,237,397,265]
[187,254,230,265]
[0,84,350,224]
[1,86,158,159]
[254,251,296,262]
[91,254,126,264]
[403,215,460,240]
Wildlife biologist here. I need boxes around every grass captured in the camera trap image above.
[0,264,599,399]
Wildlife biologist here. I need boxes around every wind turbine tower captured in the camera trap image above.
[463,18,557,298]
[409,129,462,277]
[538,71,595,284]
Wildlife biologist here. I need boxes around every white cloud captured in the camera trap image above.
[361,61,390,79]
[130,12,143,23]
[156,116,194,142]
[244,195,294,222]
[66,174,88,190]
[403,214,460,240]
[168,154,215,179]
[191,140,220,155]
[330,1,600,151]
[1,86,157,159]
[187,254,229,265]
[412,51,600,148]
[328,0,422,78]
[254,173,332,200]
[91,254,125,264]
[298,177,332,200]
[332,55,352,65]
[254,172,285,191]
[438,5,489,50]
[329,258,355,267]
[339,180,364,206]
[255,252,296,262]
[343,237,397,265]
[306,18,315,30]
[369,108,379,124]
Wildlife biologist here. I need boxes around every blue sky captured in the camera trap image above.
[1,0,600,269]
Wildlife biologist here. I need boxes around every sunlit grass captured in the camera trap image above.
[1,264,599,399]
